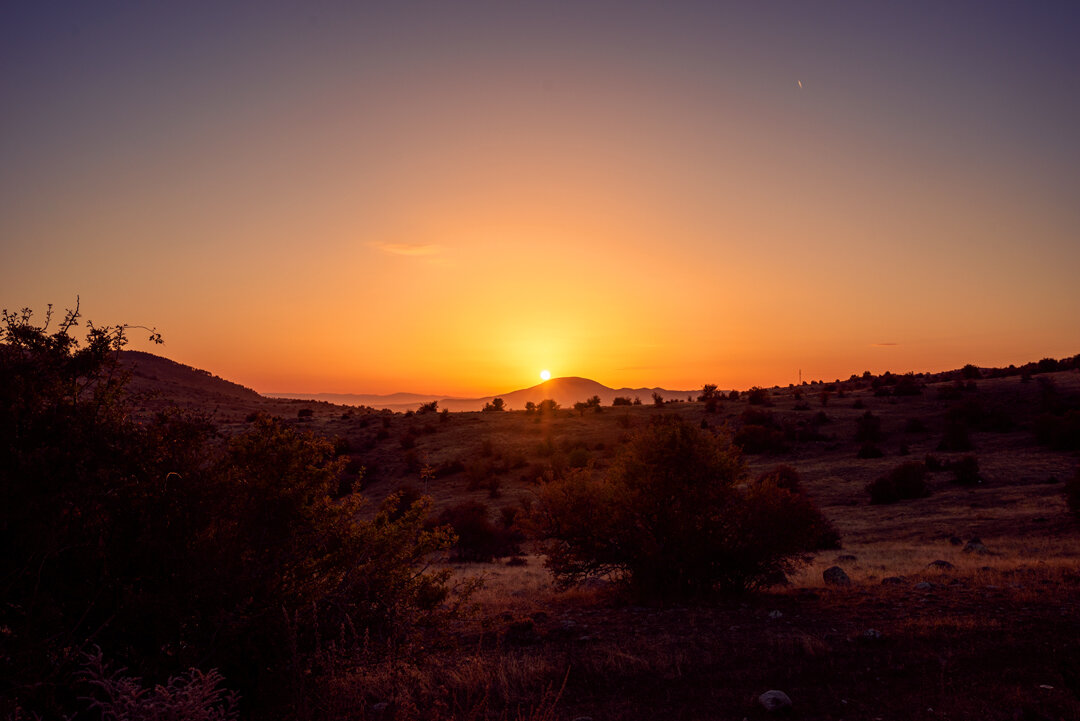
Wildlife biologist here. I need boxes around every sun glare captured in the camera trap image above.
[540,369,551,381]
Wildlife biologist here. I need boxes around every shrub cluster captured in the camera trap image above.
[436,501,523,561]
[537,417,837,598]
[866,461,930,504]
[950,455,982,486]
[0,305,457,718]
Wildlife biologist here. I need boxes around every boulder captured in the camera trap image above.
[823,566,852,586]
[758,690,793,712]
[927,560,955,570]
[963,541,990,555]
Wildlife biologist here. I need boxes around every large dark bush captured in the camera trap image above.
[437,501,522,561]
[0,303,455,718]
[866,462,930,504]
[537,417,834,598]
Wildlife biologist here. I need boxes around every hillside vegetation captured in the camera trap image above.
[4,304,1079,720]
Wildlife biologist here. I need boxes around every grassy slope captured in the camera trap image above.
[129,358,1080,719]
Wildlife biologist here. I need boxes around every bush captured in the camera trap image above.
[437,501,522,561]
[855,411,882,443]
[924,453,947,471]
[757,464,803,492]
[893,374,922,396]
[537,417,832,598]
[866,462,930,504]
[612,396,633,406]
[537,399,559,414]
[961,363,982,380]
[747,386,771,405]
[0,303,457,717]
[1066,468,1080,518]
[951,455,982,486]
[1035,410,1080,450]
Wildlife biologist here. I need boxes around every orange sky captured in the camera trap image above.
[2,3,1078,396]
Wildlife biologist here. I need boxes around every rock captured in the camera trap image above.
[768,610,784,619]
[758,690,793,712]
[881,576,906,585]
[823,566,852,586]
[371,702,389,713]
[963,541,990,555]
[914,582,935,591]
[836,554,857,563]
[927,560,955,570]
[861,628,884,642]
[949,536,963,546]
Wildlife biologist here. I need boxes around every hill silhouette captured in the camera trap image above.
[119,351,279,416]
[270,376,695,412]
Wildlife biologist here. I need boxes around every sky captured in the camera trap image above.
[3,1,1079,396]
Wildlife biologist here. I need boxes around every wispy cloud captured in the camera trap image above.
[871,342,899,347]
[373,242,443,257]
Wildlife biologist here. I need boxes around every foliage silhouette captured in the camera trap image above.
[0,302,456,718]
[537,417,834,598]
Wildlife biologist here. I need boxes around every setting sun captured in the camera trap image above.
[540,370,551,382]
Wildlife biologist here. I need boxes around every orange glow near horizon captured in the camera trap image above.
[2,5,1078,397]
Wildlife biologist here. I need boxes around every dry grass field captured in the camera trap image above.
[119,354,1080,720]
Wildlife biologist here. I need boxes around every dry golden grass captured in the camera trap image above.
[138,360,1080,719]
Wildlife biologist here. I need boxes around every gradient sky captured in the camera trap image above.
[3,1,1079,396]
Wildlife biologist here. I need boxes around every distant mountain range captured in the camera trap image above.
[269,376,697,412]
[118,351,695,413]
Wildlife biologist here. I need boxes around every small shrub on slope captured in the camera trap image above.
[866,462,930,504]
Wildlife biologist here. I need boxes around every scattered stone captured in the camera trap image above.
[963,541,991,555]
[861,628,884,642]
[836,554,857,563]
[823,566,852,586]
[928,560,955,570]
[914,582,935,591]
[758,689,793,712]
[881,576,906,585]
